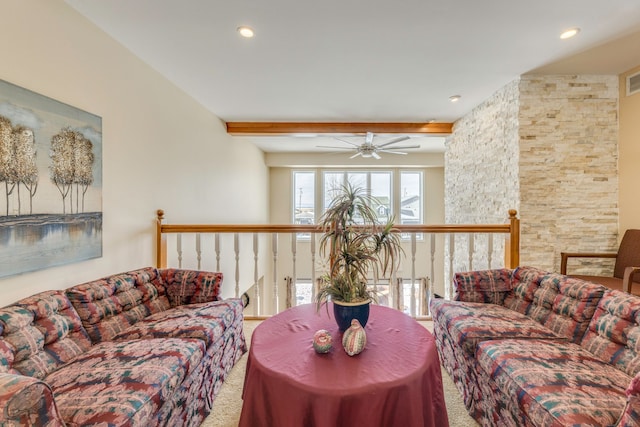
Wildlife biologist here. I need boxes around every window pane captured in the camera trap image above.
[323,172,343,210]
[400,171,422,225]
[346,172,366,192]
[371,172,391,223]
[293,172,315,225]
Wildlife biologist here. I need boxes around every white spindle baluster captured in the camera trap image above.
[468,233,474,271]
[311,234,317,299]
[196,233,201,270]
[272,233,279,313]
[291,233,297,307]
[391,246,398,310]
[447,233,455,300]
[430,233,436,296]
[420,277,429,316]
[253,233,260,316]
[372,267,379,304]
[215,234,220,272]
[410,232,417,317]
[234,233,240,298]
[177,233,182,268]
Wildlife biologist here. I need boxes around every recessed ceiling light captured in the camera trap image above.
[560,27,580,39]
[237,26,255,38]
[449,95,461,103]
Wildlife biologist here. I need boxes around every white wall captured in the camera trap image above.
[0,0,268,305]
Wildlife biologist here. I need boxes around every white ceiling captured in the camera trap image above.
[65,0,640,156]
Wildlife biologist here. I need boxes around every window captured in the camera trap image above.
[292,169,423,238]
[293,171,315,225]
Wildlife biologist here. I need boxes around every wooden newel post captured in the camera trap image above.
[156,209,167,268]
[507,209,520,269]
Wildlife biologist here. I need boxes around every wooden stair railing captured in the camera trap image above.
[155,209,520,317]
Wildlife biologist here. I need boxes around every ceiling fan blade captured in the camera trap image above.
[377,136,410,148]
[332,137,361,147]
[365,132,374,145]
[316,145,356,150]
[350,152,362,159]
[379,145,420,150]
[372,151,381,160]
[378,149,408,155]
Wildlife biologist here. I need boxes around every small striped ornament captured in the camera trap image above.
[313,329,333,353]
[342,319,367,356]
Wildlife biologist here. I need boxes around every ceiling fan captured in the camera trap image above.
[317,132,420,159]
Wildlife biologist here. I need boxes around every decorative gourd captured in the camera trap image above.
[312,329,333,353]
[342,319,367,356]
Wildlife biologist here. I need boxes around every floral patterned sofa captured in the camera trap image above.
[431,266,640,426]
[0,267,246,427]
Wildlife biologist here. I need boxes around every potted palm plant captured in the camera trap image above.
[316,183,403,331]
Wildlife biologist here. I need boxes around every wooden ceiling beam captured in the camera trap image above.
[226,122,453,136]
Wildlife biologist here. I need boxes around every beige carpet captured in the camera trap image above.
[201,320,478,427]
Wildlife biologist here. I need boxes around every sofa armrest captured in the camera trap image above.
[160,268,224,307]
[560,252,617,274]
[616,373,640,426]
[0,373,64,426]
[453,269,513,304]
[622,266,640,293]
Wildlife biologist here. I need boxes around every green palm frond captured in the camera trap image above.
[316,183,404,310]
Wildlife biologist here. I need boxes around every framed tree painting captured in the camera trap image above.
[0,79,102,278]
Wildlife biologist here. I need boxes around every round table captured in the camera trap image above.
[238,303,449,427]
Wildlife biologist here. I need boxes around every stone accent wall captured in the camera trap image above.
[518,75,619,273]
[444,80,520,279]
[446,75,619,277]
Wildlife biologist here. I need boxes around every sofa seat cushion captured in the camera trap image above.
[44,337,204,426]
[431,299,564,357]
[110,299,241,348]
[477,338,629,426]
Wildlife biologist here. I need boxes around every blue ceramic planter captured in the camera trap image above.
[333,300,370,332]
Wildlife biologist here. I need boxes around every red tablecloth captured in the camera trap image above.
[238,303,450,427]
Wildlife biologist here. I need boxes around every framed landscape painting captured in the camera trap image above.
[0,79,102,278]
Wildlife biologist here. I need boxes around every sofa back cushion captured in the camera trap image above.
[161,269,223,306]
[453,268,513,304]
[526,273,605,343]
[580,290,640,377]
[0,291,92,379]
[66,267,171,344]
[502,266,546,314]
